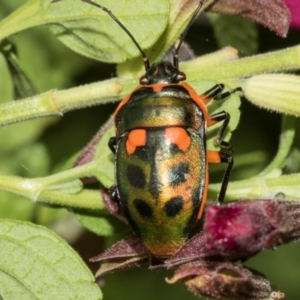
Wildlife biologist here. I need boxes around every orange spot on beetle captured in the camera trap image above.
[164,127,191,152]
[207,118,219,127]
[207,150,222,163]
[126,129,146,155]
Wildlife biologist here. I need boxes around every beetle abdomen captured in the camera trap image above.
[116,127,206,257]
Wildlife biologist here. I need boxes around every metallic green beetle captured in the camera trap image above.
[83,0,239,258]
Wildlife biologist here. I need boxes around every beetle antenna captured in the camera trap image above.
[173,0,205,69]
[64,0,150,71]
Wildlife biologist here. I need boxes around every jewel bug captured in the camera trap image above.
[78,0,241,257]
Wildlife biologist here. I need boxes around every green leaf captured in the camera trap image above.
[0,0,169,63]
[117,0,207,77]
[0,0,41,40]
[75,212,129,237]
[0,193,36,220]
[0,143,51,221]
[0,143,50,176]
[48,0,169,63]
[74,116,115,188]
[0,52,13,102]
[208,14,258,56]
[35,205,68,227]
[0,219,102,299]
[0,189,68,226]
[92,126,115,187]
[0,1,92,92]
[0,39,36,99]
[0,118,56,155]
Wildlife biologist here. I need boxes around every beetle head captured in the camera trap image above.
[139,61,186,84]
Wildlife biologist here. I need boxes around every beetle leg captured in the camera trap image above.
[109,183,120,202]
[213,86,243,101]
[102,186,128,223]
[201,84,242,105]
[108,136,117,154]
[201,84,225,104]
[206,87,242,150]
[207,150,233,204]
[206,84,242,150]
[208,111,232,150]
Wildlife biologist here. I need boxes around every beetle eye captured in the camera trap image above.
[140,76,148,84]
[176,72,186,82]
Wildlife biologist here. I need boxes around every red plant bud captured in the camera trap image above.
[167,261,272,300]
[209,0,290,37]
[204,200,300,260]
[165,199,300,266]
[91,234,147,277]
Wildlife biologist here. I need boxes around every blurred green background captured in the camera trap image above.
[0,1,300,299]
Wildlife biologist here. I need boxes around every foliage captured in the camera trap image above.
[0,0,299,299]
